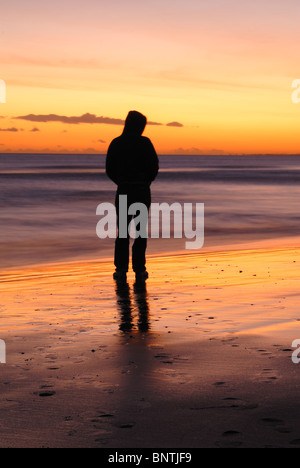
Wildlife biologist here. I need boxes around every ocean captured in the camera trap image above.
[1,153,300,270]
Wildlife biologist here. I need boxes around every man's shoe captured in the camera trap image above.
[113,270,127,281]
[135,270,149,281]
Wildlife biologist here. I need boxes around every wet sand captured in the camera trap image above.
[1,244,300,448]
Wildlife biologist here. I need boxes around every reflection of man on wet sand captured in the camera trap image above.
[115,280,150,333]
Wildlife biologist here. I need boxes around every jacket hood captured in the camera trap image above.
[123,111,147,135]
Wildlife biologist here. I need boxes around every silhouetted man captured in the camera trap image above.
[106,111,159,281]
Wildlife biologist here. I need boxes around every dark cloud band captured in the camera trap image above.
[14,113,183,127]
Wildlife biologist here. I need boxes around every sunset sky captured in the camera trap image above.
[1,0,300,155]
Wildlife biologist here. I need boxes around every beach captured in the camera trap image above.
[1,241,300,448]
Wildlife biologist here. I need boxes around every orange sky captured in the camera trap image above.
[1,0,300,155]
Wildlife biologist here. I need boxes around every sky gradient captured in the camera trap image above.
[1,0,300,154]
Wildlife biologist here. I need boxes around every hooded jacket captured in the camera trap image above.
[106,111,159,187]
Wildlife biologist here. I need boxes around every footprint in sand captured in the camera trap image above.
[215,430,243,447]
[90,414,115,423]
[154,353,174,364]
[119,423,135,429]
[261,417,284,426]
[260,417,292,434]
[222,397,258,410]
[38,390,56,397]
[289,439,300,446]
[33,384,56,397]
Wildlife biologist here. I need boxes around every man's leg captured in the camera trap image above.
[114,235,130,273]
[132,236,148,273]
[132,194,151,277]
[114,194,131,278]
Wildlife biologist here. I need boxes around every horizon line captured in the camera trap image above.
[1,152,300,157]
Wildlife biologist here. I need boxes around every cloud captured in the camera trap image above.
[0,127,19,132]
[173,147,226,155]
[15,113,124,125]
[30,127,40,132]
[166,121,184,127]
[14,113,183,127]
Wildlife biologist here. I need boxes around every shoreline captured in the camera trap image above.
[2,233,300,277]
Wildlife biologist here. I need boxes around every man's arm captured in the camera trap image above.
[106,140,120,185]
[145,138,159,183]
